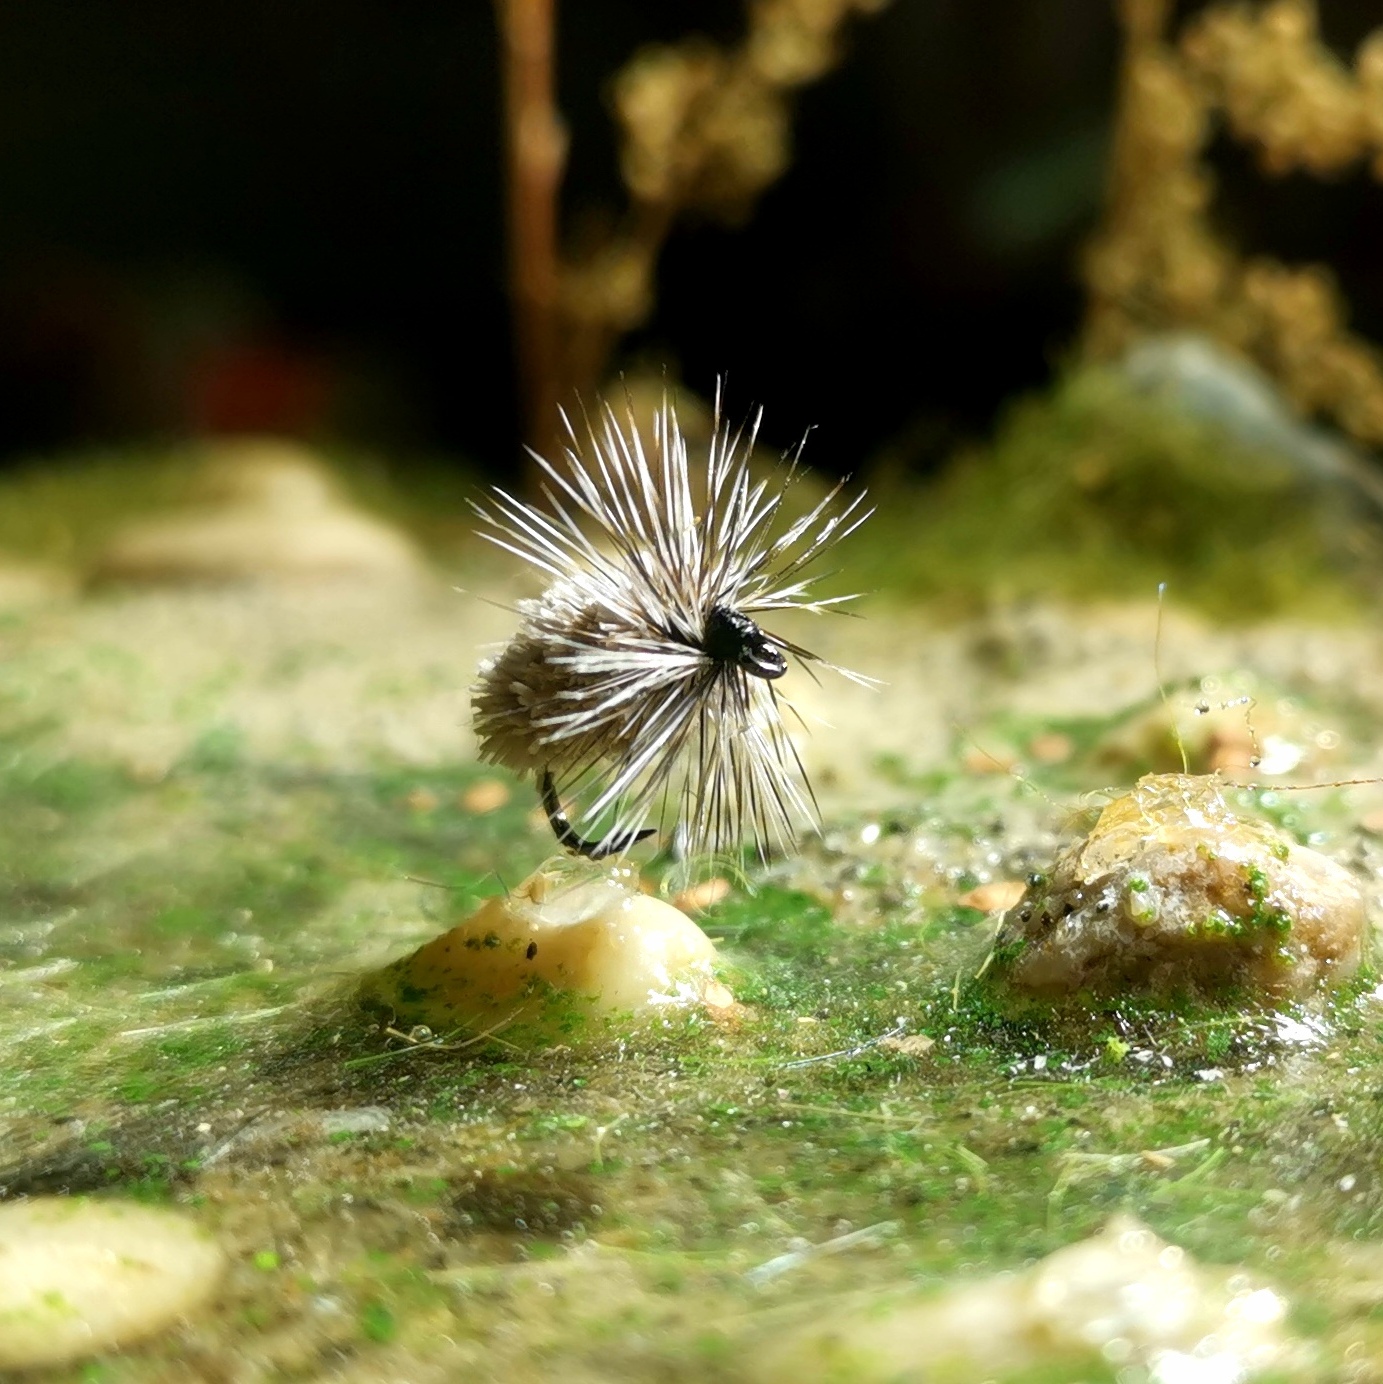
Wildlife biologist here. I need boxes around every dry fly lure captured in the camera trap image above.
[471,388,871,861]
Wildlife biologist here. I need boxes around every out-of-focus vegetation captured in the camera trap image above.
[1085,0,1383,447]
[852,368,1375,620]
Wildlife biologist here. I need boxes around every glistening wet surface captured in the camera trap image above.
[3,562,1383,1379]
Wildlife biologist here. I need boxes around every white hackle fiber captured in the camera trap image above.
[471,386,871,859]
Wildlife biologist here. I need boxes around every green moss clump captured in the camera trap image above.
[851,368,1370,619]
[1244,864,1294,936]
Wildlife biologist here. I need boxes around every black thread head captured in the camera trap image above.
[702,605,788,681]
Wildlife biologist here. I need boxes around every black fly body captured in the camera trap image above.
[470,385,871,861]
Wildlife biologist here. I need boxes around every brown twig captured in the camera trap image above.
[494,0,888,477]
[495,0,567,470]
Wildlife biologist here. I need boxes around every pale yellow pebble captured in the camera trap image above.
[702,979,737,1011]
[89,442,425,587]
[0,1197,224,1370]
[362,866,720,1043]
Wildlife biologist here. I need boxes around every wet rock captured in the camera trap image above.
[361,864,719,1042]
[755,1214,1292,1380]
[0,1196,224,1369]
[90,439,424,585]
[991,773,1367,1001]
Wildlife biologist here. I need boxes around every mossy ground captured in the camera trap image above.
[5,392,1383,1379]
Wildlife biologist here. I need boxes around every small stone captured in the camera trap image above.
[460,778,511,814]
[90,440,424,586]
[361,865,720,1043]
[0,1197,224,1370]
[703,980,737,1011]
[673,877,732,912]
[990,773,1367,1001]
[1027,732,1073,764]
[753,1214,1290,1380]
[958,880,1027,913]
[702,979,752,1028]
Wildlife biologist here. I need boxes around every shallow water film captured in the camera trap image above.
[4,445,1383,1381]
[2,523,1383,1378]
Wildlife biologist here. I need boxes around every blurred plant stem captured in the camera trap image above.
[495,0,888,483]
[496,0,566,472]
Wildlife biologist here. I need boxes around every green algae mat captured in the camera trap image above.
[2,564,1383,1380]
[5,368,1383,1377]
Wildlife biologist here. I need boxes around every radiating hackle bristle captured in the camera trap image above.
[470,386,870,860]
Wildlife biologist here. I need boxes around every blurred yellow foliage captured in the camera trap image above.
[1084,0,1383,445]
[560,0,888,390]
[498,0,888,465]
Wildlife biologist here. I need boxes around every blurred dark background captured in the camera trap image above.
[0,1,1379,480]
